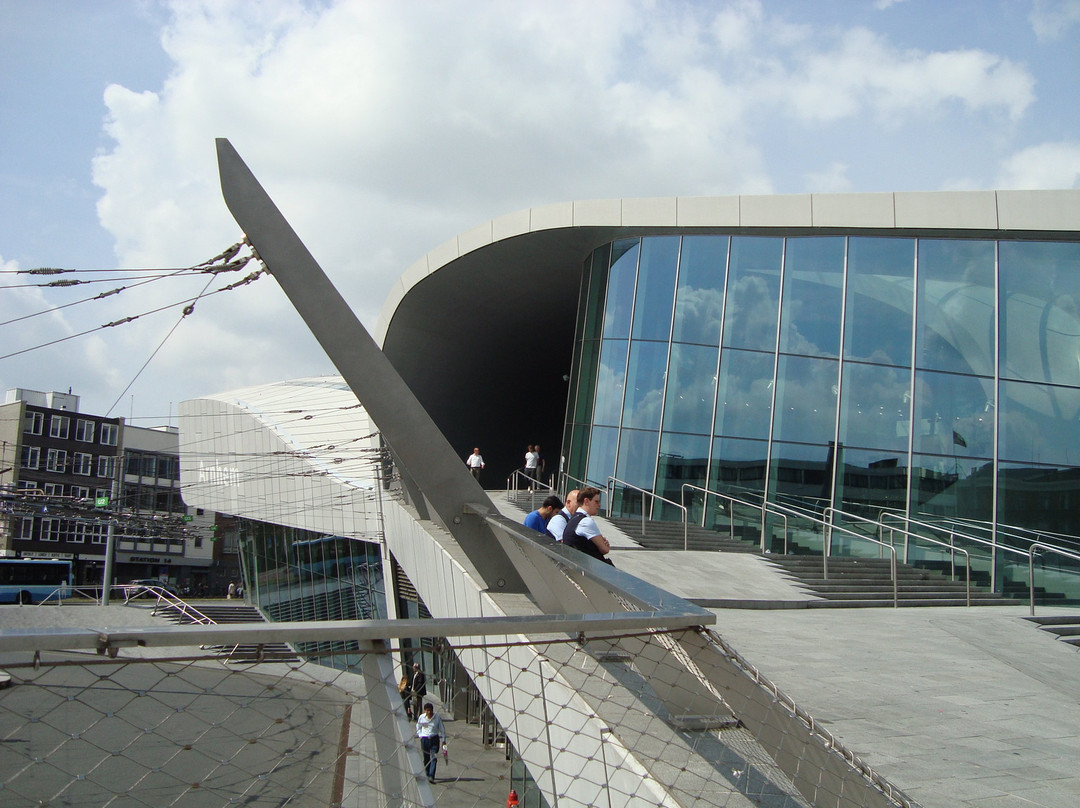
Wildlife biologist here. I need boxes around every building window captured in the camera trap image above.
[75,419,95,442]
[46,449,67,473]
[89,523,108,544]
[17,480,37,492]
[71,485,90,499]
[49,415,70,439]
[21,446,40,470]
[42,482,64,496]
[95,487,111,500]
[15,518,33,540]
[73,452,92,476]
[40,518,62,542]
[100,423,119,446]
[24,411,43,435]
[70,522,88,544]
[97,456,116,479]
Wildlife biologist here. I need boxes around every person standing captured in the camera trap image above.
[465,447,485,481]
[524,445,538,489]
[415,702,445,783]
[562,486,613,564]
[227,581,236,600]
[524,495,562,536]
[409,662,427,722]
[546,490,578,541]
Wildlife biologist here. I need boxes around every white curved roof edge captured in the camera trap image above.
[374,188,1080,344]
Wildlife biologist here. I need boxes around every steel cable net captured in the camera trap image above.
[0,626,893,808]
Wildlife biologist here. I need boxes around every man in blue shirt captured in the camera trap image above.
[524,495,562,536]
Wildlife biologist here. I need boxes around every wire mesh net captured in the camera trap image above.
[0,621,851,808]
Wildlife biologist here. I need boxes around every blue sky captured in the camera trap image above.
[1,0,1078,423]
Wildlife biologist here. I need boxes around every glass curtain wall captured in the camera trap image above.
[564,234,1080,540]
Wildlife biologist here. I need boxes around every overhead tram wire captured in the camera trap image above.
[0,244,264,362]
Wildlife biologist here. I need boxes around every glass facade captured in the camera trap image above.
[237,518,386,666]
[564,235,1080,540]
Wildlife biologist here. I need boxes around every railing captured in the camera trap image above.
[880,512,1039,603]
[680,483,788,554]
[825,508,972,607]
[506,467,553,497]
[606,476,688,549]
[1028,543,1080,616]
[38,583,219,625]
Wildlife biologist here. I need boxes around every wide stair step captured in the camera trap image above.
[164,602,299,663]
[606,516,760,553]
[1025,614,1080,647]
[766,555,1017,607]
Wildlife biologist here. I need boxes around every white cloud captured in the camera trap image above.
[4,0,1050,420]
[995,142,1080,189]
[1030,0,1080,41]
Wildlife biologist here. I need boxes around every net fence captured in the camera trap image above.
[0,614,915,808]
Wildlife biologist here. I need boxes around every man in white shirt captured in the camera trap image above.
[465,447,485,481]
[415,702,446,783]
[546,489,578,541]
[562,486,611,563]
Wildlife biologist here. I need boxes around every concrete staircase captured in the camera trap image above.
[1025,614,1080,648]
[765,555,1018,608]
[167,602,299,663]
[607,515,760,553]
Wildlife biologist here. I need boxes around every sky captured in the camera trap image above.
[1,0,1079,426]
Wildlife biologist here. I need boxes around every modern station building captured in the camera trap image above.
[378,189,1080,544]
[179,186,1080,805]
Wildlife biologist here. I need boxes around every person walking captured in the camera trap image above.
[409,662,427,722]
[415,702,445,783]
[465,447,485,481]
[524,445,538,489]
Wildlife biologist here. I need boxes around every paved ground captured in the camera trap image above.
[610,547,1080,808]
[7,534,1080,808]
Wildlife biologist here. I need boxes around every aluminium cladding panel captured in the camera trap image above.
[811,192,896,228]
[380,498,712,808]
[997,189,1080,232]
[894,190,999,230]
[178,398,380,540]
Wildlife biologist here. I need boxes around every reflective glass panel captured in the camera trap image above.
[656,432,710,521]
[568,424,590,483]
[573,339,601,425]
[838,362,911,452]
[771,354,839,446]
[622,341,668,431]
[779,237,844,358]
[615,428,660,491]
[999,379,1080,466]
[710,436,768,497]
[631,237,679,341]
[602,239,639,339]
[714,349,774,440]
[662,343,719,436]
[911,369,994,459]
[674,236,728,345]
[909,453,993,522]
[998,462,1080,536]
[722,237,782,351]
[916,239,995,376]
[582,244,609,340]
[593,339,627,427]
[845,237,914,366]
[834,447,908,514]
[767,441,834,509]
[999,241,1080,386]
[585,425,618,489]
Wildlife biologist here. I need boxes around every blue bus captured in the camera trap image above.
[0,558,73,604]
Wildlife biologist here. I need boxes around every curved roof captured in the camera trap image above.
[376,189,1080,481]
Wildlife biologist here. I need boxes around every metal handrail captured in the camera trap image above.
[680,483,788,554]
[606,476,688,550]
[825,507,972,607]
[1028,543,1080,616]
[506,468,553,498]
[759,499,899,603]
